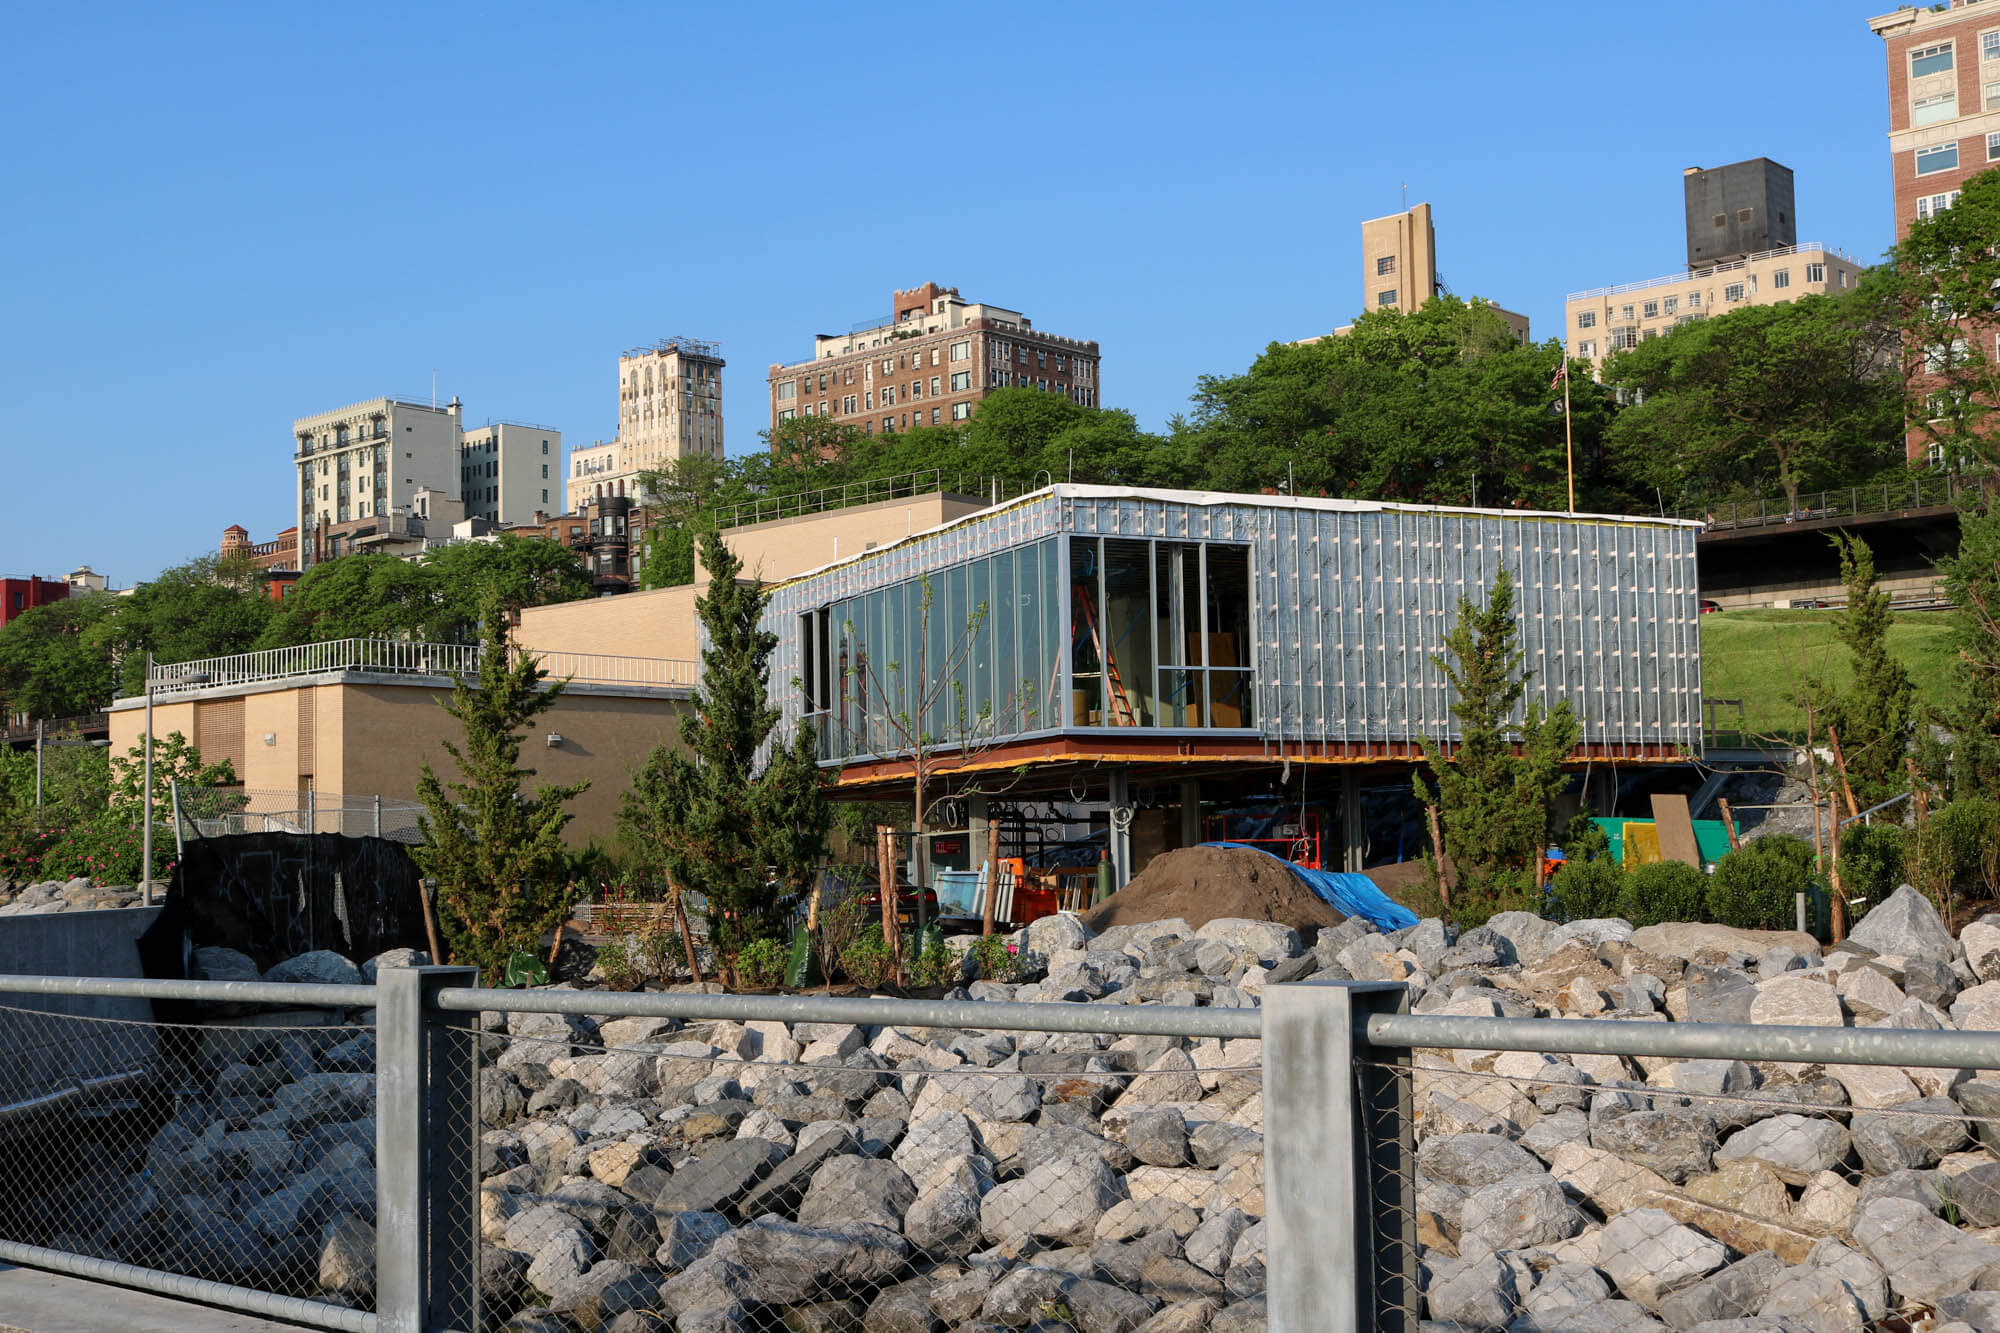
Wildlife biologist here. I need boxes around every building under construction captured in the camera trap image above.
[761,484,1703,893]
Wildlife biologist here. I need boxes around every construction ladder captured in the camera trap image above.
[1073,583,1136,726]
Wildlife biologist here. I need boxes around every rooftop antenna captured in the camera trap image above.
[1401,180,1407,211]
[431,371,438,408]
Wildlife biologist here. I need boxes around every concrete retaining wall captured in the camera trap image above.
[0,907,161,1099]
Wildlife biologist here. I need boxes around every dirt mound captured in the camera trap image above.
[1083,846,1346,934]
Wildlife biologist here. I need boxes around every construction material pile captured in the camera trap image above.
[1081,846,1347,935]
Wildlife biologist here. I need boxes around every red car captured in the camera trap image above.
[1699,599,1722,614]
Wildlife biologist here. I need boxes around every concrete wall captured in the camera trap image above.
[0,908,161,1099]
[516,584,703,662]
[111,677,691,847]
[703,493,990,585]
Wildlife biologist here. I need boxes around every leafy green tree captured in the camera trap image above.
[1939,496,2000,801]
[1893,166,2000,467]
[261,536,588,646]
[97,555,275,695]
[1601,278,1903,514]
[1174,299,1604,508]
[619,531,829,978]
[1414,568,1582,923]
[1810,534,1916,807]
[412,605,588,979]
[0,596,116,718]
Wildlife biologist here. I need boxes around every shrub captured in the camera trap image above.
[594,937,637,988]
[1619,860,1709,927]
[1549,858,1624,922]
[1707,835,1817,930]
[841,925,895,989]
[735,937,788,990]
[1906,797,2000,920]
[970,933,1019,982]
[1839,821,1906,917]
[908,936,954,989]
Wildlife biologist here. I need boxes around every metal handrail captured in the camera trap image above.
[712,469,1034,531]
[1680,471,1992,533]
[1566,242,1853,302]
[134,638,697,699]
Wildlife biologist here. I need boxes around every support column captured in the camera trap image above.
[1264,980,1415,1333]
[1107,767,1133,889]
[1178,778,1202,849]
[1342,770,1366,874]
[377,965,482,1333]
[968,793,991,878]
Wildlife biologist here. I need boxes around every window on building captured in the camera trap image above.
[1917,143,1960,176]
[1925,337,1970,372]
[1773,268,1791,290]
[1987,30,2000,62]
[1687,291,1702,309]
[882,418,894,433]
[880,359,893,376]
[778,408,796,422]
[1914,91,1958,126]
[865,390,873,409]
[950,370,971,392]
[1377,290,1398,308]
[1376,255,1396,276]
[931,408,941,425]
[882,386,896,407]
[1642,299,1659,319]
[1724,282,1746,302]
[1987,79,2000,111]
[1610,327,1639,351]
[1989,131,2000,161]
[929,376,941,395]
[542,489,549,504]
[776,382,796,402]
[1913,41,1955,78]
[1917,191,1961,220]
[1802,261,1825,284]
[1018,347,1028,364]
[1578,340,1597,358]
[1577,310,1596,329]
[541,440,549,454]
[843,395,857,413]
[1620,304,1635,321]
[950,340,970,361]
[952,402,971,421]
[930,349,941,366]
[1664,296,1679,315]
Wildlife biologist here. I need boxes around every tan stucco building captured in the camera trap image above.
[1563,242,1863,374]
[110,645,694,847]
[1309,203,1529,344]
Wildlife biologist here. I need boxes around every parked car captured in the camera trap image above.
[1699,599,1722,614]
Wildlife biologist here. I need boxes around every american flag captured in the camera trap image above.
[1550,360,1568,389]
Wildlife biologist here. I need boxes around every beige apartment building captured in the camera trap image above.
[294,397,462,565]
[458,421,562,527]
[1322,204,1529,343]
[566,337,725,510]
[766,283,1101,437]
[1563,242,1863,374]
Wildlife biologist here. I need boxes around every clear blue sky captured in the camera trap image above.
[1,2,1894,587]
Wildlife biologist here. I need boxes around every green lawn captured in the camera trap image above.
[1698,608,1958,740]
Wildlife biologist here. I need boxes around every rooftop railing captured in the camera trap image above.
[1566,242,1853,303]
[134,638,695,700]
[710,468,1038,531]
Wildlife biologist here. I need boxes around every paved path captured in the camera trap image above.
[0,1264,318,1332]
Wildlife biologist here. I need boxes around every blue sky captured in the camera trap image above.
[1,2,1894,586]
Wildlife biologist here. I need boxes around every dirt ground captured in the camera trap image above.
[1083,846,1347,934]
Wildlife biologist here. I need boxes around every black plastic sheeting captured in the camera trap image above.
[137,832,431,982]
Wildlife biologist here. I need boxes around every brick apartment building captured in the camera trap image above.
[0,576,67,628]
[1871,0,2000,460]
[765,283,1101,439]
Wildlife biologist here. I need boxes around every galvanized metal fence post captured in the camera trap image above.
[377,964,481,1333]
[1264,980,1414,1333]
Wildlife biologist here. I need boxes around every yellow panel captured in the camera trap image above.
[1623,821,1663,868]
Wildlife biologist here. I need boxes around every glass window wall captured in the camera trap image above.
[1069,536,1252,730]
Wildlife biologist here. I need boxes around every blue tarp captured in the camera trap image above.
[1202,842,1420,932]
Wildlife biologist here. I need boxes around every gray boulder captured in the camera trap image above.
[1591,1108,1716,1184]
[652,1137,789,1219]
[1424,1251,1520,1327]
[981,1152,1128,1251]
[705,1217,909,1305]
[796,1155,916,1232]
[263,950,363,985]
[1418,1132,1546,1190]
[1595,1208,1728,1307]
[1852,1196,2000,1303]
[1849,1096,1968,1177]
[1458,1174,1583,1257]
[1713,1115,1851,1186]
[191,947,260,982]
[1847,884,1956,965]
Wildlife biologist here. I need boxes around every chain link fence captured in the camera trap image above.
[0,989,376,1317]
[464,1010,1269,1331]
[9,971,2000,1332]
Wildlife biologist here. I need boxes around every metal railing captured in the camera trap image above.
[711,468,1037,531]
[135,639,696,700]
[1680,470,1993,533]
[6,966,2000,1331]
[1566,242,1853,302]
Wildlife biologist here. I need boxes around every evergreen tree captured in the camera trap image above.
[620,531,829,978]
[1940,498,2000,800]
[1415,568,1581,923]
[1815,534,1915,807]
[412,604,588,979]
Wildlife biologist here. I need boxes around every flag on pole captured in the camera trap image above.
[1550,360,1568,389]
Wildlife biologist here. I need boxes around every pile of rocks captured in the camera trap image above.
[0,876,143,914]
[46,879,2000,1332]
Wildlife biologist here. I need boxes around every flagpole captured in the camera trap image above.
[1562,356,1575,514]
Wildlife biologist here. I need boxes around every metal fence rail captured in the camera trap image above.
[136,638,696,702]
[1681,470,1993,534]
[3,970,1999,1331]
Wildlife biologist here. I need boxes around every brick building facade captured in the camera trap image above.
[766,283,1100,439]
[0,576,67,629]
[1871,0,2000,461]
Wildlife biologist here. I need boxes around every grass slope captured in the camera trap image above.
[1699,608,1957,739]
